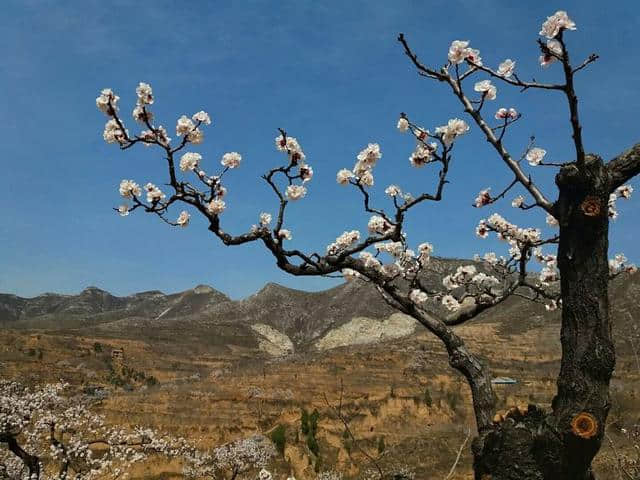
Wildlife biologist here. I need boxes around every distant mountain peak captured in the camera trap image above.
[192,284,216,294]
[81,286,108,294]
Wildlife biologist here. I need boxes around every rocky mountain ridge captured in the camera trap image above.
[2,257,639,355]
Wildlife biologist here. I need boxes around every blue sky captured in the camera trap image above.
[1,0,638,299]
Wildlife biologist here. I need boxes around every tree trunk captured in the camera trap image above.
[1,434,40,479]
[470,155,614,480]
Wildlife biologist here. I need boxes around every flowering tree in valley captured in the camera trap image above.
[0,380,194,479]
[96,10,640,479]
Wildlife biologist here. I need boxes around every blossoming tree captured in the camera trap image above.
[96,11,640,480]
[0,381,193,479]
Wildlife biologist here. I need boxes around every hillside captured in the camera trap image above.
[1,261,639,479]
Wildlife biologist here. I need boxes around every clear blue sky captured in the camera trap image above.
[1,0,638,299]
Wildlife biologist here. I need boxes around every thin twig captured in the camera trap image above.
[444,427,471,480]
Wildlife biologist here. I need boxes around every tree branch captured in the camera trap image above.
[607,142,640,190]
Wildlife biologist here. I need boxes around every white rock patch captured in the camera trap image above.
[251,323,294,356]
[315,313,418,350]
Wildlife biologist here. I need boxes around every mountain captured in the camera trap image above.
[0,284,231,328]
[1,257,638,354]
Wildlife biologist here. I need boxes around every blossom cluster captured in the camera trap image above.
[182,435,277,479]
[608,184,634,220]
[326,230,360,255]
[434,118,469,147]
[335,143,381,188]
[609,253,638,277]
[540,10,576,39]
[98,84,221,224]
[274,134,313,201]
[448,40,482,65]
[474,80,497,101]
[442,264,500,291]
[0,381,194,480]
[476,213,541,246]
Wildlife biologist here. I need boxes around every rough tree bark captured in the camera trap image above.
[471,155,615,480]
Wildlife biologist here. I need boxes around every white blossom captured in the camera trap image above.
[615,184,633,199]
[132,104,152,124]
[385,185,401,197]
[359,251,382,271]
[474,80,497,101]
[286,185,307,201]
[119,180,141,198]
[118,205,130,216]
[192,110,211,125]
[207,199,226,215]
[497,59,515,78]
[474,189,491,208]
[448,40,470,64]
[275,134,306,162]
[476,222,490,239]
[526,147,546,166]
[258,468,272,480]
[96,88,119,115]
[300,164,313,183]
[103,119,127,144]
[259,212,272,226]
[435,118,469,146]
[397,117,409,132]
[277,229,292,240]
[540,10,576,39]
[368,215,393,234]
[176,211,190,227]
[512,195,524,208]
[418,242,433,265]
[180,152,202,171]
[409,142,437,167]
[144,183,165,203]
[540,266,559,284]
[540,39,563,67]
[221,152,242,169]
[337,169,354,185]
[409,289,428,305]
[442,295,461,312]
[448,41,481,65]
[327,230,360,255]
[176,115,195,136]
[495,108,518,120]
[187,128,204,144]
[136,82,154,105]
[356,143,382,168]
[359,170,374,187]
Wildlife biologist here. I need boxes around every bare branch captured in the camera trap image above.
[444,427,471,480]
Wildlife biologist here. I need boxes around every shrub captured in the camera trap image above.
[270,424,286,456]
[145,376,158,387]
[423,386,433,407]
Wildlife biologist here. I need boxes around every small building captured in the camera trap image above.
[491,376,518,385]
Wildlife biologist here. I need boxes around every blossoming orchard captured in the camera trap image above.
[85,8,640,480]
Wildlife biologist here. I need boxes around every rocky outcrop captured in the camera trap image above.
[250,323,294,356]
[314,313,418,350]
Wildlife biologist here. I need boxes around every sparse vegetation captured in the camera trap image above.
[270,424,286,456]
[301,408,321,457]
